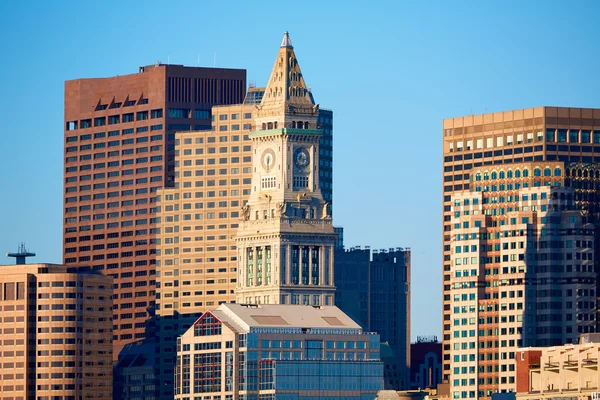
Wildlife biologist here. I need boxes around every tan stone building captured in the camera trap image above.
[234,31,336,306]
[516,336,600,399]
[0,263,113,400]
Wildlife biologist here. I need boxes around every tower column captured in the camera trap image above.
[308,246,313,285]
[286,244,292,285]
[254,246,259,287]
[272,245,277,285]
[319,246,325,286]
[328,246,334,286]
[298,245,303,285]
[258,245,262,286]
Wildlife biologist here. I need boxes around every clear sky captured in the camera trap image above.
[1,0,600,340]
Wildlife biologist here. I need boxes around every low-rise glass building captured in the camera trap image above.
[175,303,383,399]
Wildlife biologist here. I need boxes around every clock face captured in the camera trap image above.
[294,147,310,170]
[261,149,275,172]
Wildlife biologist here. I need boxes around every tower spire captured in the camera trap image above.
[257,31,317,127]
[281,31,293,48]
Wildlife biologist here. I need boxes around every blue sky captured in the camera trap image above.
[1,0,600,340]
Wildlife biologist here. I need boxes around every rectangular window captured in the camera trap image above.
[194,110,210,119]
[168,108,190,118]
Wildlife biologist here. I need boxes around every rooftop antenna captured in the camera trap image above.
[6,242,36,265]
[469,108,473,116]
[214,52,216,67]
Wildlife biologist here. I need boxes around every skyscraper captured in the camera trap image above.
[442,107,600,398]
[234,31,337,306]
[150,32,335,399]
[63,64,246,355]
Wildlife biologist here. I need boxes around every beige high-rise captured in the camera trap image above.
[156,103,255,315]
[0,263,112,400]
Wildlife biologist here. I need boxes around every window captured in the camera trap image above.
[569,129,579,143]
[168,108,190,118]
[194,110,210,119]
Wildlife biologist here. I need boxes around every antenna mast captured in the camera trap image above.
[6,242,36,265]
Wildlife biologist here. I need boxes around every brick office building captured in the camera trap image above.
[63,64,246,356]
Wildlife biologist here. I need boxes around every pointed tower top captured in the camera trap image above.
[281,31,293,48]
[257,32,317,122]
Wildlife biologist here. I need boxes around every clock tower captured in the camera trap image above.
[235,32,336,306]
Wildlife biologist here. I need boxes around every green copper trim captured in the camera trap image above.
[249,128,322,138]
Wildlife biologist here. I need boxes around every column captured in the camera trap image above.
[286,244,292,285]
[250,247,256,287]
[319,246,325,286]
[298,245,303,285]
[329,246,335,286]
[272,245,277,285]
[308,246,313,285]
[254,246,265,286]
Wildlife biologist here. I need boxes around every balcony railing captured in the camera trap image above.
[583,357,598,366]
[544,361,559,370]
[563,360,578,368]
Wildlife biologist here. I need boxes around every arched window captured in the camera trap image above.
[554,168,561,177]
[491,171,497,180]
[267,122,273,129]
[298,121,304,129]
[534,168,541,177]
[484,172,489,180]
[475,173,482,181]
[523,169,529,177]
[515,169,521,178]
[262,123,266,130]
[292,121,296,128]
[305,122,310,129]
[507,170,513,178]
[499,171,505,179]
[274,121,278,129]
[544,168,551,177]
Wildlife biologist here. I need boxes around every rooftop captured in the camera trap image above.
[213,303,362,332]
